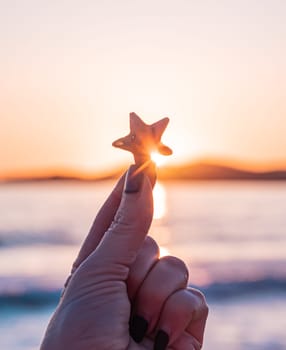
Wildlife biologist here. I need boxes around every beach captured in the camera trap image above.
[1,180,286,349]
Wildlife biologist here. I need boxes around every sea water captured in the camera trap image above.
[0,180,285,349]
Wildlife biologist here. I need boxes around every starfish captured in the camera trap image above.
[112,112,172,164]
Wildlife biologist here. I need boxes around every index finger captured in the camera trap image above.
[71,161,156,273]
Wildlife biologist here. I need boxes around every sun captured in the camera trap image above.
[151,152,168,167]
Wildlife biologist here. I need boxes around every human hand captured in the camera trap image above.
[41,164,208,350]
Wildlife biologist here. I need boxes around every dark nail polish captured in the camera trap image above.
[154,330,169,350]
[124,165,144,193]
[129,315,148,343]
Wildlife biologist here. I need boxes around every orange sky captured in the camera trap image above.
[1,1,286,177]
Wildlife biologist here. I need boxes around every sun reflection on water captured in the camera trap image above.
[159,246,170,258]
[153,181,167,220]
[152,181,172,258]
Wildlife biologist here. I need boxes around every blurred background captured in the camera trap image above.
[1,1,286,349]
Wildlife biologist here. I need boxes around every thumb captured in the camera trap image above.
[89,164,154,270]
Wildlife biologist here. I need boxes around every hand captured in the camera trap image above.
[41,165,208,350]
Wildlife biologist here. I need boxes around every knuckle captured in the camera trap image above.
[142,236,160,257]
[190,288,209,314]
[203,303,209,318]
[160,255,189,279]
[199,298,209,317]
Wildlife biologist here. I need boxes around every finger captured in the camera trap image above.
[185,288,209,345]
[170,331,202,350]
[130,256,189,342]
[127,236,160,301]
[72,161,156,273]
[71,172,125,272]
[154,288,208,349]
[85,164,154,271]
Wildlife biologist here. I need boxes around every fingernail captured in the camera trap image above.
[124,165,144,193]
[154,330,169,350]
[64,274,73,288]
[61,274,73,298]
[129,315,148,343]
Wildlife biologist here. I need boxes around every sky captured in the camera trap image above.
[1,0,286,177]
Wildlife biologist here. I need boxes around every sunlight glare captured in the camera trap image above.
[151,152,168,167]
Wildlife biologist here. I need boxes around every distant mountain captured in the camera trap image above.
[2,161,286,183]
[157,162,286,180]
[0,168,124,183]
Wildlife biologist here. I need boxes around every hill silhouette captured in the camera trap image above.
[2,161,286,183]
[157,162,286,181]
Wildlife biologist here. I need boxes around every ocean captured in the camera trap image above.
[0,180,285,349]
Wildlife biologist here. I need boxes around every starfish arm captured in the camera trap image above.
[151,117,170,141]
[129,112,147,131]
[112,134,133,151]
[158,142,173,155]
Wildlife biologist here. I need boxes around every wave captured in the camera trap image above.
[0,289,61,309]
[201,278,286,300]
[0,229,76,247]
[1,278,286,309]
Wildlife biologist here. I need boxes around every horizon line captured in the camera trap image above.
[1,158,286,182]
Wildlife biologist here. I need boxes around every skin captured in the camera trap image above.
[41,165,208,350]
